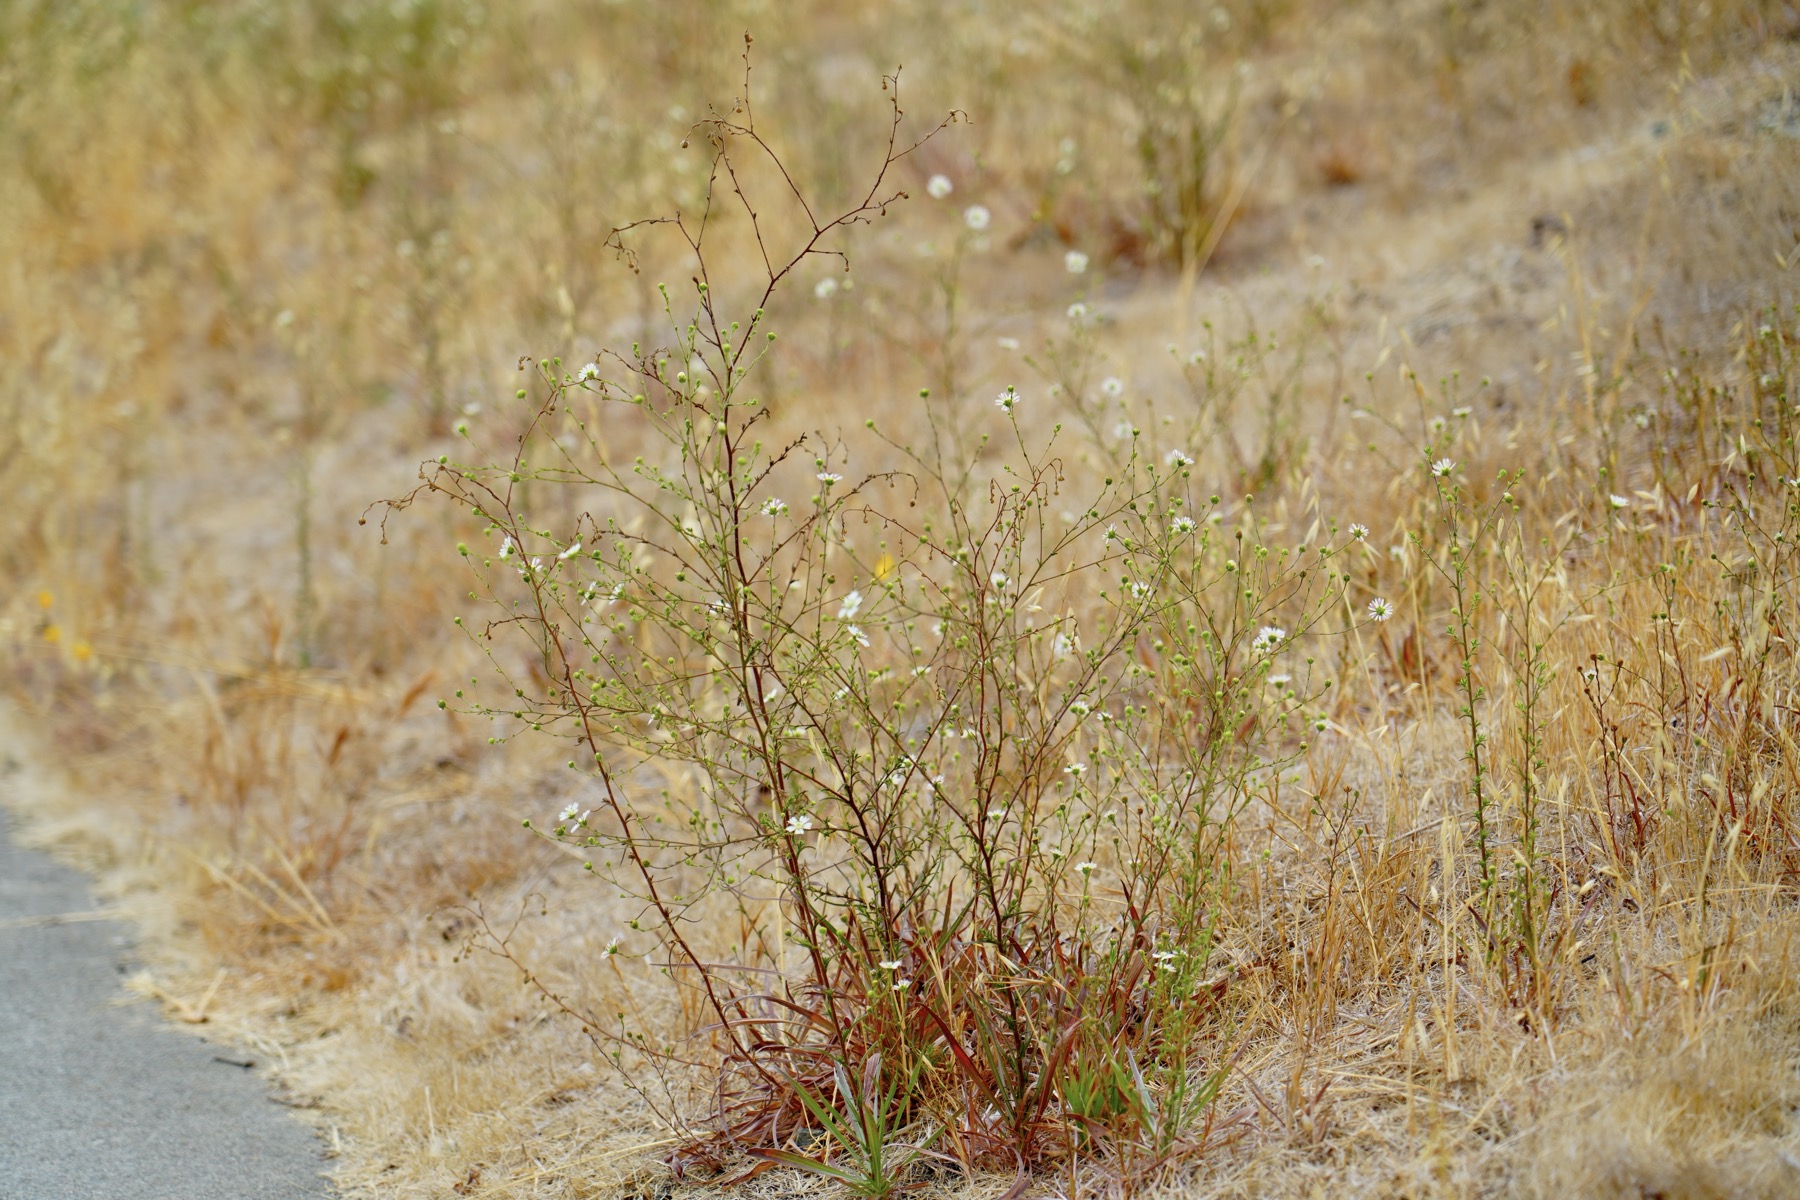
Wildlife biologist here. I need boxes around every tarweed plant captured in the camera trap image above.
[388,65,1357,1184]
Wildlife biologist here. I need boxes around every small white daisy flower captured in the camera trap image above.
[577,362,600,381]
[817,471,842,485]
[1064,249,1090,274]
[964,205,991,231]
[1171,515,1197,534]
[1165,448,1194,468]
[1101,376,1124,398]
[498,536,515,560]
[990,570,1010,591]
[926,174,953,199]
[1251,625,1288,654]
[1112,419,1136,440]
[845,624,871,648]
[785,813,814,836]
[1608,494,1628,510]
[760,497,788,517]
[1064,762,1088,776]
[995,385,1020,412]
[814,277,839,300]
[558,541,583,560]
[1430,458,1456,478]
[878,959,902,971]
[1367,597,1395,622]
[1075,861,1097,874]
[1348,523,1369,541]
[558,802,580,823]
[837,590,863,621]
[1066,301,1089,322]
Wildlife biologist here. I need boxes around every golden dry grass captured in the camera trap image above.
[6,2,1800,1196]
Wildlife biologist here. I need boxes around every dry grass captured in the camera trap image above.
[6,1,1800,1196]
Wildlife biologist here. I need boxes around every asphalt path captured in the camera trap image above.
[0,800,330,1200]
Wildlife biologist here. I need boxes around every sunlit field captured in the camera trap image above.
[7,2,1800,1196]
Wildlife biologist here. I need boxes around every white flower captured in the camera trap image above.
[878,959,902,971]
[964,205,991,230]
[1268,673,1291,686]
[845,624,871,647]
[1128,580,1154,600]
[1075,861,1097,874]
[1069,699,1092,718]
[558,802,580,823]
[498,536,515,560]
[1251,626,1287,654]
[1171,515,1197,534]
[603,936,621,955]
[1165,448,1194,468]
[1608,494,1629,510]
[1053,632,1076,658]
[927,174,953,199]
[995,385,1020,412]
[1065,249,1089,274]
[837,590,864,620]
[1348,523,1368,541]
[990,570,1010,591]
[1064,762,1087,775]
[1430,458,1456,478]
[1452,406,1472,418]
[760,497,788,517]
[816,471,842,486]
[892,978,912,991]
[577,362,600,382]
[1112,419,1136,440]
[785,813,814,836]
[987,807,1007,820]
[1103,524,1119,542]
[1066,301,1089,322]
[1367,597,1395,622]
[558,541,583,560]
[1101,376,1124,398]
[814,277,839,300]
